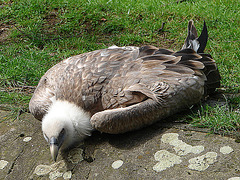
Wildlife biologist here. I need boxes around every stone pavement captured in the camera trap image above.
[1,109,240,180]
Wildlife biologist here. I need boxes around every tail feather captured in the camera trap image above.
[180,20,220,94]
[182,20,208,53]
[197,21,208,53]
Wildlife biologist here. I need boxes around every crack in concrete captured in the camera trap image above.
[5,129,39,177]
[7,148,24,174]
[85,168,91,180]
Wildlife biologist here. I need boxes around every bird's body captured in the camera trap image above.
[29,20,221,161]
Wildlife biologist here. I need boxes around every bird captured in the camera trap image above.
[29,20,221,161]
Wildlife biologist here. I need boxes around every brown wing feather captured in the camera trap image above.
[91,46,220,133]
[99,46,205,111]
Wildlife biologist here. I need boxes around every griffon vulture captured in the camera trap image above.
[29,20,221,161]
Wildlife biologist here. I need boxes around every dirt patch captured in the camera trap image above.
[0,26,11,42]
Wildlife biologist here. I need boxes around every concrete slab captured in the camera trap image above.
[0,109,240,180]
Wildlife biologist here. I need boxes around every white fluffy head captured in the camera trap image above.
[42,100,93,149]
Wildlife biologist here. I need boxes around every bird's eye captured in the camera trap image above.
[59,128,65,140]
[58,128,65,147]
[60,128,65,136]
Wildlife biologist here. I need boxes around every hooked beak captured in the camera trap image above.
[50,137,59,162]
[49,129,65,161]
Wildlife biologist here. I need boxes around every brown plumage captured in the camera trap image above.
[29,20,220,161]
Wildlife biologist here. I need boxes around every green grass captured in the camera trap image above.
[0,0,239,134]
[190,103,239,135]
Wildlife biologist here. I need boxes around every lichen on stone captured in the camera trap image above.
[23,137,32,142]
[228,177,240,180]
[188,152,218,171]
[161,133,204,156]
[153,150,182,172]
[34,165,52,176]
[63,171,72,179]
[220,146,233,154]
[112,160,123,169]
[67,148,84,164]
[33,160,67,178]
[50,160,66,171]
[0,160,8,169]
[161,133,179,144]
[49,170,63,180]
